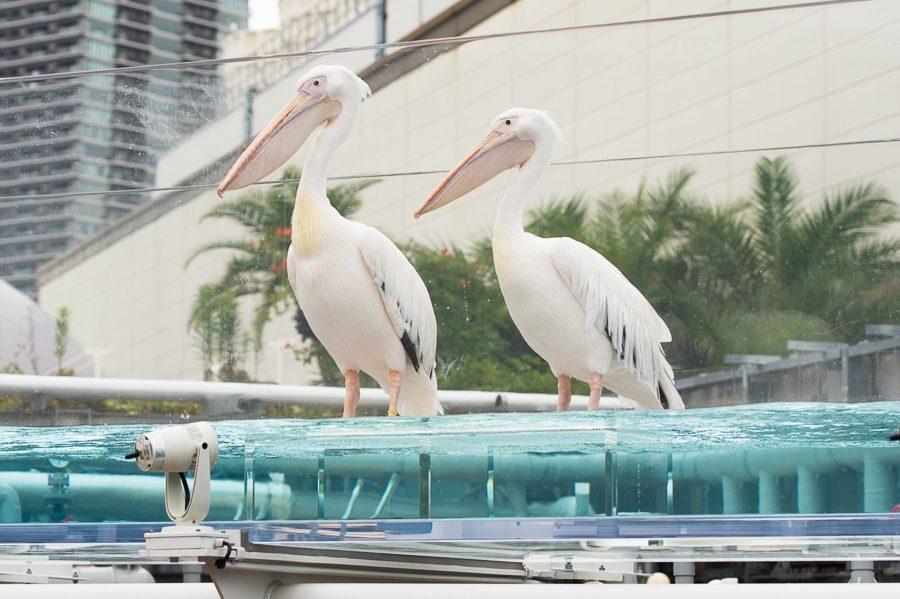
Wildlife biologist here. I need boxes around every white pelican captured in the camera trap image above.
[217,65,441,418]
[414,108,684,411]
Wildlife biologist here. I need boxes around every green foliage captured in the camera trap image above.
[569,156,897,369]
[404,244,562,393]
[190,284,250,382]
[53,306,70,374]
[718,310,833,358]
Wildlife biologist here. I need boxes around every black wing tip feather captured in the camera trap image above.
[400,331,420,372]
[657,383,670,409]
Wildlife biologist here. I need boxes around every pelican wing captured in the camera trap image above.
[359,229,437,377]
[550,237,672,386]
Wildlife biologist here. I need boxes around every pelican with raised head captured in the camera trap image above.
[415,108,683,411]
[218,65,441,417]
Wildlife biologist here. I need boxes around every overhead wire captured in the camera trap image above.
[0,136,897,204]
[0,0,888,206]
[0,0,873,86]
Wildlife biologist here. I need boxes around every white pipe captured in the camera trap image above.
[268,583,900,599]
[673,448,897,483]
[0,472,292,521]
[309,453,605,481]
[5,583,219,598]
[0,483,22,522]
[0,374,636,414]
[5,583,900,598]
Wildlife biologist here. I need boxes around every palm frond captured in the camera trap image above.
[526,194,589,241]
[327,179,380,217]
[800,182,897,257]
[185,239,257,267]
[591,190,630,260]
[750,155,800,265]
[201,194,273,233]
[679,201,760,307]
[847,237,900,275]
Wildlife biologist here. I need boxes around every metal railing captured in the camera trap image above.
[0,373,635,424]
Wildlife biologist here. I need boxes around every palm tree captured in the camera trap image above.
[744,156,898,338]
[670,156,898,363]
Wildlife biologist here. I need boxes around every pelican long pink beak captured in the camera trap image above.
[414,130,535,218]
[217,90,341,196]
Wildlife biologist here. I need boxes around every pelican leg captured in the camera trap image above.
[556,375,572,412]
[343,369,360,418]
[588,372,604,410]
[387,369,401,417]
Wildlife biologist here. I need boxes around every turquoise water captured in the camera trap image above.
[0,402,897,523]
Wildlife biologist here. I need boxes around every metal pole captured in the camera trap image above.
[375,0,387,58]
[741,366,749,404]
[840,346,850,402]
[848,560,876,583]
[673,562,696,584]
[244,86,257,139]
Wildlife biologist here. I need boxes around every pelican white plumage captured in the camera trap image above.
[218,65,441,417]
[414,108,683,411]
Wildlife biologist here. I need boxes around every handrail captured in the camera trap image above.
[0,374,636,416]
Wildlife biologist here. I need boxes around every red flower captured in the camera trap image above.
[282,227,292,237]
[440,248,452,257]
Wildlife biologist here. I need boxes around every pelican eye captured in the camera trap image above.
[313,80,320,86]
[505,119,511,125]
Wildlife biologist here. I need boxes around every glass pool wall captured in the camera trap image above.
[0,402,897,524]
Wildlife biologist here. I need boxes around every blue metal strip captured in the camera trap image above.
[1,514,897,546]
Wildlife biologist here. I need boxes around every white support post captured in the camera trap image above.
[673,562,695,584]
[722,476,743,514]
[797,466,825,513]
[863,454,895,513]
[849,560,876,583]
[758,471,779,514]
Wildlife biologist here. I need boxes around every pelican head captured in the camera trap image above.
[217,64,370,196]
[414,108,561,218]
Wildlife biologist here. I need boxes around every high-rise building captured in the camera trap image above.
[0,0,248,296]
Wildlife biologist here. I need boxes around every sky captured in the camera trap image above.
[248,0,281,30]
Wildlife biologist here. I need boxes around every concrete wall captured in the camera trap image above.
[679,340,900,408]
[39,0,900,383]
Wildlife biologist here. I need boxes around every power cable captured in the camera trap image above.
[0,0,872,86]
[0,135,897,204]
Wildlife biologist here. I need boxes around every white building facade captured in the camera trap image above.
[38,0,900,383]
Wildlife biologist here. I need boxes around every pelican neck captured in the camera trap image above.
[493,146,552,239]
[297,101,357,200]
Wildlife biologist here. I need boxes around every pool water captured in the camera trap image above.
[0,402,897,524]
